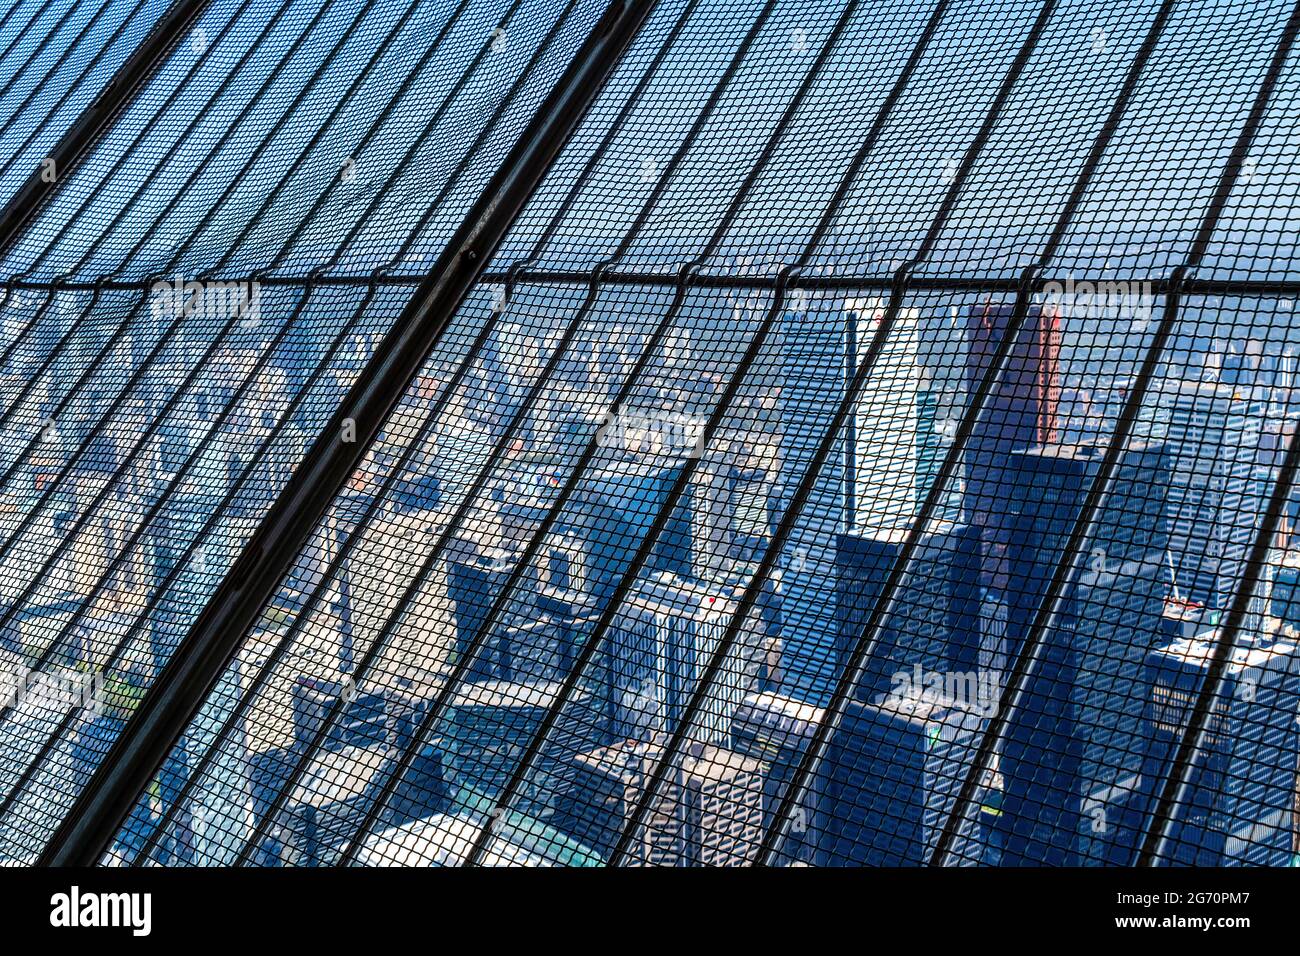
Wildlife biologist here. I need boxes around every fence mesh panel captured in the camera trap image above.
[3,0,1298,868]
[0,0,611,863]
[0,0,173,205]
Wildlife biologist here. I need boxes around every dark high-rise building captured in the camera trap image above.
[441,679,601,824]
[816,689,987,866]
[568,459,694,599]
[995,442,1170,866]
[834,522,981,702]
[1133,633,1300,866]
[963,300,1061,533]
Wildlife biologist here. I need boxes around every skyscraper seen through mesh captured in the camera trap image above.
[0,0,1297,868]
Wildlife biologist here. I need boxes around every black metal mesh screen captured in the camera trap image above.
[4,0,1299,868]
[0,0,171,204]
[0,0,612,864]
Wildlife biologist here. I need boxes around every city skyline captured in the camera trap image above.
[0,0,1294,882]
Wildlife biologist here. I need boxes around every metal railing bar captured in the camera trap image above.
[5,273,1300,297]
[328,0,786,868]
[42,0,659,868]
[754,0,1070,866]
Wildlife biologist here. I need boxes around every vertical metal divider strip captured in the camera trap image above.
[1135,0,1300,868]
[753,0,1066,866]
[457,0,874,869]
[329,0,787,868]
[40,0,660,868]
[137,0,702,867]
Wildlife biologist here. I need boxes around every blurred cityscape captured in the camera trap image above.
[5,276,1296,867]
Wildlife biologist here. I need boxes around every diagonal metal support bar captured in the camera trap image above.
[40,0,660,868]
[595,0,977,867]
[1133,0,1300,868]
[752,0,1115,867]
[130,0,705,868]
[1137,389,1300,865]
[329,0,787,868]
[0,0,212,262]
[456,0,882,868]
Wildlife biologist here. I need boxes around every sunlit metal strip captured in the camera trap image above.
[753,0,1066,866]
[42,0,660,868]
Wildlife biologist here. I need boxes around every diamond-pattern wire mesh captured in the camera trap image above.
[0,0,1293,868]
[0,0,612,863]
[0,0,172,205]
[78,0,1300,868]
